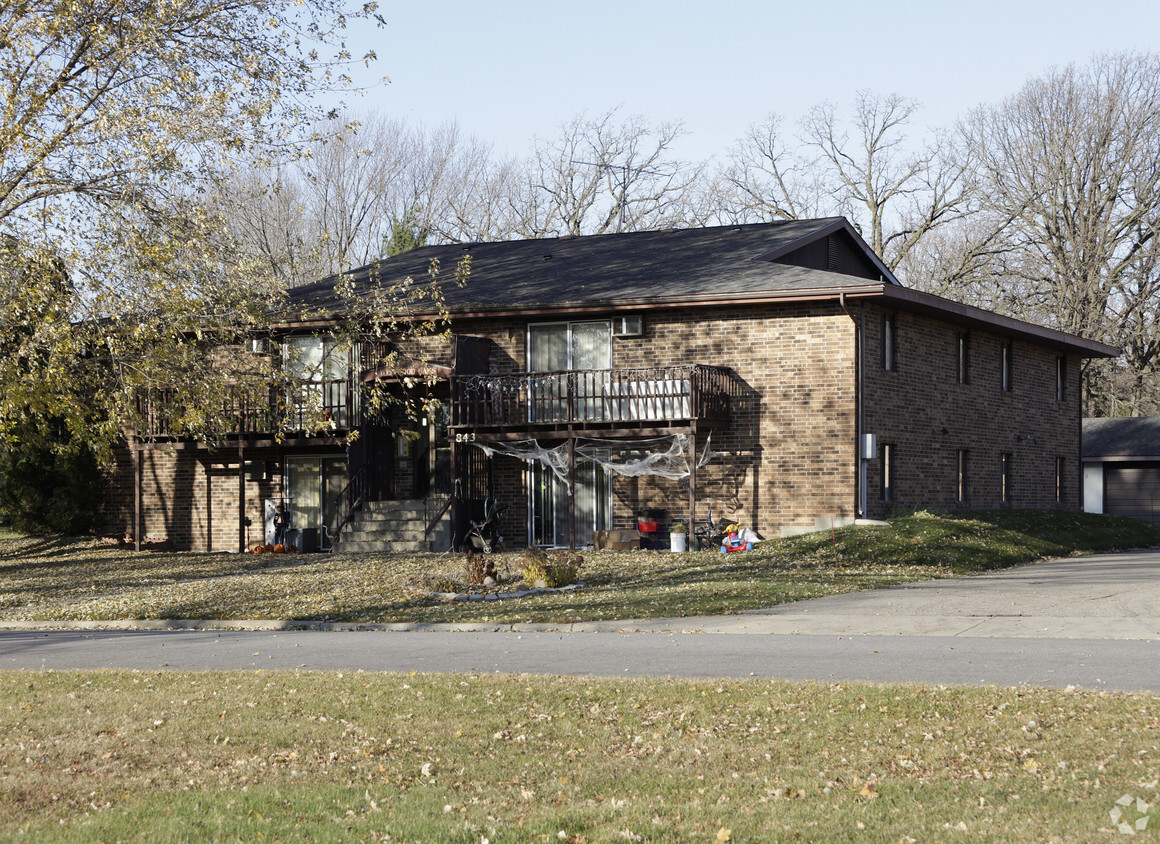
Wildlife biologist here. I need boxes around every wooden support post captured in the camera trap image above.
[688,429,697,551]
[133,437,141,553]
[449,436,459,550]
[238,438,246,552]
[568,435,576,549]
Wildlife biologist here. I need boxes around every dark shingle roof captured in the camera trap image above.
[286,218,893,314]
[1083,417,1160,459]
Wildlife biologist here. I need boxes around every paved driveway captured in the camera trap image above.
[605,549,1160,640]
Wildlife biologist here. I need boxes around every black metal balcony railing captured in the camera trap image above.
[451,365,733,429]
[136,380,355,439]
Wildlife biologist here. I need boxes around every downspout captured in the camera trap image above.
[839,292,865,519]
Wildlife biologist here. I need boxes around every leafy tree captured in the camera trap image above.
[0,0,388,455]
[0,417,104,535]
[384,211,430,257]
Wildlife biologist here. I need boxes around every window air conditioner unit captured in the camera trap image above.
[612,315,643,338]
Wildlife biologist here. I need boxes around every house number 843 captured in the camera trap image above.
[455,432,476,442]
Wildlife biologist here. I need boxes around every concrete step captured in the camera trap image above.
[363,500,425,517]
[336,539,429,554]
[341,528,426,543]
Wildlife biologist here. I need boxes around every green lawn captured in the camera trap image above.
[2,671,1157,842]
[1,510,1157,625]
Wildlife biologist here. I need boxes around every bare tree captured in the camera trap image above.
[959,51,1160,415]
[521,109,703,237]
[714,93,973,273]
[224,116,496,283]
[712,114,827,224]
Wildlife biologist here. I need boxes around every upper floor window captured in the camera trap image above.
[882,313,897,372]
[283,336,351,428]
[1056,356,1067,401]
[528,321,611,372]
[956,333,970,385]
[283,335,349,383]
[1001,342,1013,393]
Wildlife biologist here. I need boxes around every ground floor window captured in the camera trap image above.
[880,443,895,503]
[956,449,969,504]
[1000,452,1012,505]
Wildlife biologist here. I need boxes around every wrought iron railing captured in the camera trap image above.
[451,365,734,428]
[329,462,370,541]
[135,379,356,439]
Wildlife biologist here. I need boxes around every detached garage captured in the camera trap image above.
[1083,417,1160,526]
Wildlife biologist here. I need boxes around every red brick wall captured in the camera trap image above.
[103,443,287,551]
[452,304,859,541]
[860,302,1082,516]
[105,298,1087,549]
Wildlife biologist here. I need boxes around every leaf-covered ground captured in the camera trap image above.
[1,510,1157,625]
[3,671,1159,842]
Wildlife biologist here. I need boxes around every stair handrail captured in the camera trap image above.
[424,492,454,538]
[331,462,370,540]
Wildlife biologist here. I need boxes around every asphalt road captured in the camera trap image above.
[2,549,1158,692]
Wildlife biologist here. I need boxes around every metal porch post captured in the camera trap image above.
[568,436,576,549]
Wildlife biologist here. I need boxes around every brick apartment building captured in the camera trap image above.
[103,218,1117,551]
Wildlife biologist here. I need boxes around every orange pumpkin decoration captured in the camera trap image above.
[273,543,285,553]
[263,544,275,553]
[253,545,266,553]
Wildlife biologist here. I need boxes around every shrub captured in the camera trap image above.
[464,551,498,585]
[519,547,584,588]
[0,417,104,535]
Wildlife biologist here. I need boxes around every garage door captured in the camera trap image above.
[1104,462,1160,525]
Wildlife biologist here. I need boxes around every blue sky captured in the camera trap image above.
[338,0,1160,163]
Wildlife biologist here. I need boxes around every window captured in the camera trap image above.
[882,313,897,371]
[956,449,968,504]
[881,443,895,502]
[1056,356,1067,401]
[1055,456,1065,503]
[1000,453,1012,505]
[283,336,351,427]
[527,320,612,423]
[1001,342,1013,393]
[957,333,970,384]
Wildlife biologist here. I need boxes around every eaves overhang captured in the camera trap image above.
[874,286,1120,358]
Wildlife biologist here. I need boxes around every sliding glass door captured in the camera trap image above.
[529,460,610,548]
[526,320,612,547]
[285,456,347,549]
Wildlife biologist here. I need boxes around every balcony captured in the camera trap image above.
[135,379,356,440]
[450,365,734,433]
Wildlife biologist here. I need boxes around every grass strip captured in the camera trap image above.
[0,510,1157,625]
[2,670,1158,842]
